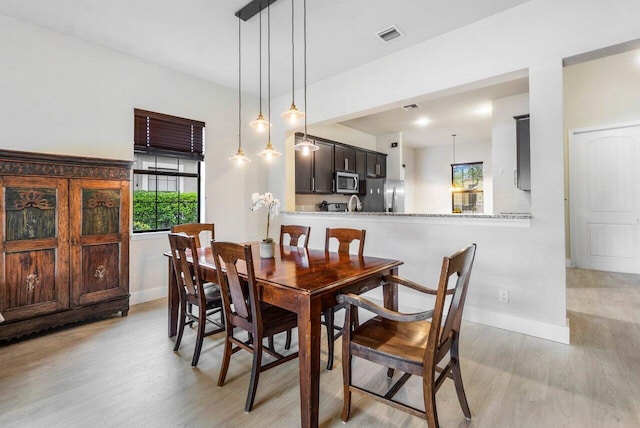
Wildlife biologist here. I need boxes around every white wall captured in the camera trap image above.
[492,93,531,214]
[415,140,492,214]
[307,123,377,150]
[376,133,401,180]
[0,14,265,304]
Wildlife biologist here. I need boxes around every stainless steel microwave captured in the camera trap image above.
[335,171,359,194]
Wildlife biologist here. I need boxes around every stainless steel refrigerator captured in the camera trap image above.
[362,178,405,213]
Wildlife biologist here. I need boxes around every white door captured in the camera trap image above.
[570,123,640,273]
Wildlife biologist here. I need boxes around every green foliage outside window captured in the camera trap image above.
[133,190,198,232]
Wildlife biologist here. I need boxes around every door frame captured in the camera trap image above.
[568,119,640,270]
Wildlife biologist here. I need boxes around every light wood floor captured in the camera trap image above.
[1,268,639,427]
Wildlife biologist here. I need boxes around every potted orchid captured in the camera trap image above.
[250,192,281,258]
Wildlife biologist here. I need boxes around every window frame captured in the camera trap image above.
[133,109,205,233]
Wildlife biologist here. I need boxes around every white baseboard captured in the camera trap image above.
[130,286,167,306]
[464,305,570,344]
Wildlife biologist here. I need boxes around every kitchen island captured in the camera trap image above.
[281,210,569,344]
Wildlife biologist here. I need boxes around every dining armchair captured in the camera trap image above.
[337,244,477,427]
[279,224,310,247]
[212,241,299,412]
[168,233,225,366]
[323,227,366,370]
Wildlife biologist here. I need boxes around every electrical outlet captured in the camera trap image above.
[498,290,509,303]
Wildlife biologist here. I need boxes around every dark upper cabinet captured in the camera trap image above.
[514,114,530,191]
[295,141,313,193]
[294,136,334,194]
[313,141,334,193]
[334,145,356,173]
[355,149,367,180]
[366,152,387,178]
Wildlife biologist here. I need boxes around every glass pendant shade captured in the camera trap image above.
[250,112,270,132]
[293,137,318,156]
[257,140,281,159]
[229,147,251,165]
[281,103,305,124]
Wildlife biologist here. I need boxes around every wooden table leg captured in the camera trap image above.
[383,267,399,311]
[297,294,321,428]
[168,257,178,337]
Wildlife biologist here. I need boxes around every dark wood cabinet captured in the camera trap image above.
[514,114,531,191]
[366,152,387,178]
[0,150,131,341]
[313,141,334,194]
[294,136,334,194]
[334,145,356,173]
[294,133,386,194]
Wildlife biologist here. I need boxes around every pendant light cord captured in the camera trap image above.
[238,18,242,150]
[290,0,295,106]
[452,134,456,164]
[258,6,263,115]
[267,0,271,142]
[303,0,308,138]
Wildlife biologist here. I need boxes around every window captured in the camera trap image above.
[133,109,204,232]
[451,162,484,214]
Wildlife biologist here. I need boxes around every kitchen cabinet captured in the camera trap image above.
[366,152,387,178]
[0,150,131,341]
[514,114,530,191]
[334,145,356,173]
[355,149,367,195]
[294,135,334,194]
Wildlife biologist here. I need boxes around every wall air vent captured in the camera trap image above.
[401,103,421,111]
[376,26,403,43]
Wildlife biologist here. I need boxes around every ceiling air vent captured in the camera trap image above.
[401,103,421,111]
[376,25,403,43]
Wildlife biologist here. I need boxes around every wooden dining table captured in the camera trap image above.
[165,242,403,428]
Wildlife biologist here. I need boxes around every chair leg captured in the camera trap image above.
[341,354,353,422]
[284,329,292,350]
[245,340,263,412]
[423,369,439,428]
[217,332,233,387]
[191,304,206,367]
[174,298,187,352]
[451,360,471,419]
[268,335,275,351]
[323,308,335,370]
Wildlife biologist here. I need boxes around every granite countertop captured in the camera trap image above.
[284,211,531,219]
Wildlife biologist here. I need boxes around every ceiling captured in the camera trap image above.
[339,77,530,148]
[0,0,530,99]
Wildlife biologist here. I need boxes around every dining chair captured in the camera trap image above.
[337,244,477,427]
[212,241,299,412]
[323,227,366,370]
[171,223,217,324]
[168,233,225,366]
[171,223,214,249]
[279,224,310,247]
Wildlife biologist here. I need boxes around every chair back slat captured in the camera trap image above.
[212,242,260,329]
[280,225,310,247]
[325,228,366,256]
[425,244,476,364]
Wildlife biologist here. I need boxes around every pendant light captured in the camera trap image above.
[230,17,251,165]
[281,0,305,125]
[293,0,318,156]
[257,0,281,159]
[249,6,271,132]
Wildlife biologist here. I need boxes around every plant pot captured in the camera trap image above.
[260,241,276,258]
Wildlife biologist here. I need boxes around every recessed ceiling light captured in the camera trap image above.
[414,117,431,127]
[376,25,404,43]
